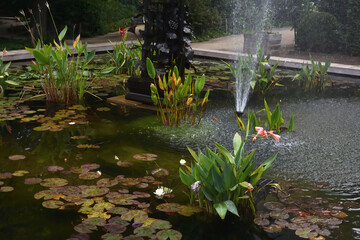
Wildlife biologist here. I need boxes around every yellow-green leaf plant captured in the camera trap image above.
[146,57,210,126]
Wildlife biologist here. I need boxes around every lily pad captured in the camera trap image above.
[263,224,283,233]
[254,217,270,226]
[81,186,110,197]
[133,153,158,162]
[156,203,182,213]
[269,210,289,220]
[133,227,156,237]
[0,186,14,192]
[74,223,97,234]
[151,168,169,178]
[149,220,172,230]
[117,161,134,167]
[40,178,68,187]
[103,223,127,234]
[264,202,286,211]
[118,178,141,187]
[34,189,59,200]
[83,217,106,226]
[97,178,119,187]
[138,176,155,183]
[79,172,102,180]
[77,144,101,149]
[121,210,148,223]
[108,207,129,215]
[12,170,30,177]
[295,228,318,239]
[135,183,149,189]
[42,200,64,209]
[101,233,123,240]
[331,211,348,218]
[133,192,151,198]
[0,172,12,179]
[156,229,182,240]
[81,163,101,171]
[25,177,42,185]
[8,154,26,161]
[177,205,202,217]
[47,166,64,172]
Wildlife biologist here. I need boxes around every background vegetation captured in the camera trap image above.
[1,0,360,55]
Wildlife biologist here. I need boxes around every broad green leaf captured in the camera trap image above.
[146,57,156,79]
[179,168,195,186]
[101,67,116,74]
[58,26,67,42]
[215,142,234,164]
[233,133,242,155]
[223,161,236,189]
[33,50,49,65]
[5,80,19,86]
[224,200,239,217]
[187,146,200,162]
[288,114,294,132]
[214,202,227,219]
[264,99,272,129]
[210,166,223,193]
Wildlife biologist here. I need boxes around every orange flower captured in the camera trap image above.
[268,130,280,141]
[255,127,268,138]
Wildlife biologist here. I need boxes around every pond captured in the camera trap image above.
[0,60,359,240]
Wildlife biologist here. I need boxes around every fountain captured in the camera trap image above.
[231,0,277,115]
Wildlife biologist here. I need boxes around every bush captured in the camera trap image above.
[296,12,340,53]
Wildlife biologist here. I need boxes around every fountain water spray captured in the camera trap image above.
[231,0,272,114]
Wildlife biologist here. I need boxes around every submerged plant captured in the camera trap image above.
[147,58,210,126]
[294,55,332,92]
[179,117,279,220]
[107,30,142,76]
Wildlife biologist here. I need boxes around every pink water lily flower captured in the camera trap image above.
[268,130,280,141]
[255,127,268,138]
[3,49,7,56]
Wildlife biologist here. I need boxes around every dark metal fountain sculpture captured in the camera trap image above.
[126,0,194,104]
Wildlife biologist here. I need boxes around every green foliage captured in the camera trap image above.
[107,32,141,76]
[147,58,210,127]
[263,99,284,133]
[254,47,281,95]
[0,50,18,97]
[179,125,278,219]
[296,12,340,53]
[26,27,96,104]
[51,0,139,37]
[294,55,332,92]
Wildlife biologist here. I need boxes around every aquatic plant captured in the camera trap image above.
[147,58,210,126]
[254,47,281,95]
[179,117,278,220]
[26,28,96,104]
[0,49,18,97]
[107,30,142,76]
[294,55,332,92]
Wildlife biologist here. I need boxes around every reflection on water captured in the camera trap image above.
[0,82,359,239]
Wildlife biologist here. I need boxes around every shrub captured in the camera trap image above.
[296,12,340,53]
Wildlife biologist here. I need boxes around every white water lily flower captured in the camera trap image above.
[179,159,186,165]
[154,186,173,199]
[115,155,119,160]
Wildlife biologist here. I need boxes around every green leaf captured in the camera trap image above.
[187,146,200,162]
[215,142,234,165]
[233,133,242,155]
[179,168,195,186]
[214,202,227,219]
[5,80,19,86]
[146,57,156,79]
[85,50,96,65]
[101,67,116,74]
[211,166,223,193]
[33,50,49,65]
[223,161,236,190]
[58,26,67,42]
[224,200,239,217]
[264,99,272,129]
[288,114,294,132]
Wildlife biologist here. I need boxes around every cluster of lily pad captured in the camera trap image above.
[254,182,357,239]
[1,151,205,239]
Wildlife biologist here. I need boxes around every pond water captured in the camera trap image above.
[0,61,359,240]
